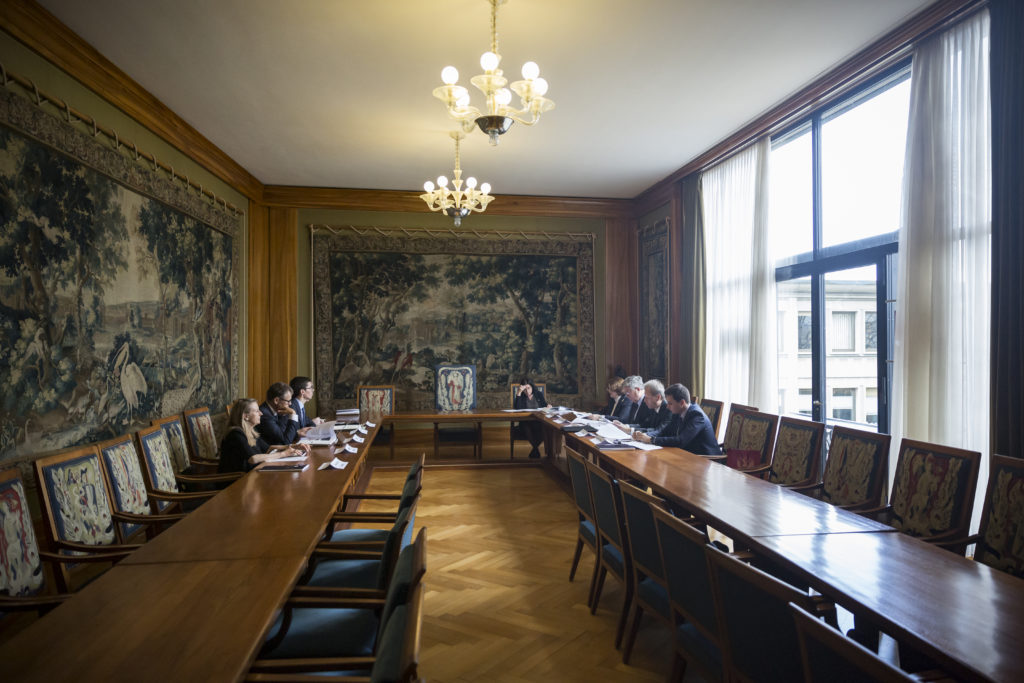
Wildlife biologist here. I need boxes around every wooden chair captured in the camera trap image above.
[789,602,920,683]
[323,480,422,550]
[722,408,779,474]
[565,447,600,603]
[357,385,396,459]
[182,407,220,463]
[583,457,633,650]
[340,459,423,516]
[433,365,481,459]
[706,543,831,683]
[618,481,672,664]
[859,438,981,543]
[792,426,891,511]
[152,414,206,472]
[651,505,723,682]
[134,425,224,510]
[32,446,146,591]
[509,381,547,459]
[96,434,186,542]
[939,454,1024,578]
[698,398,725,441]
[762,417,826,487]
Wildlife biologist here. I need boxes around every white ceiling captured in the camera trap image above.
[37,0,935,199]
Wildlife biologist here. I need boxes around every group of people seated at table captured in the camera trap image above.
[599,375,722,456]
[219,376,324,473]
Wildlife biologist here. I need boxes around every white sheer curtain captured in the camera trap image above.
[701,138,777,410]
[891,10,991,529]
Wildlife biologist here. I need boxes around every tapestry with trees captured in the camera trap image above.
[312,229,596,411]
[0,89,240,462]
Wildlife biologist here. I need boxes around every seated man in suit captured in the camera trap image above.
[259,382,300,445]
[614,379,672,435]
[632,383,722,455]
[289,376,323,435]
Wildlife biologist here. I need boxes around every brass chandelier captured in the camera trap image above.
[420,131,494,226]
[432,0,554,145]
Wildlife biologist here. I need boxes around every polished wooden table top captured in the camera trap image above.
[1,557,303,682]
[754,531,1024,683]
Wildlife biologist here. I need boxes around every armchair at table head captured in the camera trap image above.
[767,417,826,487]
[357,385,395,423]
[433,364,476,411]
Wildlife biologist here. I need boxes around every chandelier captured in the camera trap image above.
[432,0,554,145]
[420,131,494,226]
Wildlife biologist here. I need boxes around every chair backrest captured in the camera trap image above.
[731,403,758,413]
[583,458,629,570]
[698,398,725,440]
[509,382,547,406]
[406,453,426,482]
[706,544,812,683]
[375,502,417,591]
[618,481,667,585]
[183,407,219,462]
[378,527,428,643]
[723,408,779,470]
[96,434,154,540]
[134,424,182,497]
[887,438,981,540]
[789,602,916,682]
[768,417,826,486]
[975,454,1024,578]
[820,426,891,508]
[33,445,118,591]
[372,581,424,683]
[434,364,476,411]
[358,385,396,422]
[650,505,720,644]
[151,415,192,472]
[565,447,597,529]
[0,467,45,597]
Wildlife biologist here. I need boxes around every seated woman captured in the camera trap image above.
[601,376,627,418]
[219,398,310,473]
[513,377,548,458]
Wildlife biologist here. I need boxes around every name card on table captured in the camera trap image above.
[318,457,348,471]
[365,422,376,428]
[352,434,365,444]
[344,444,359,454]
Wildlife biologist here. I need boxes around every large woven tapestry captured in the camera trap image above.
[639,218,670,381]
[0,89,240,462]
[313,229,596,411]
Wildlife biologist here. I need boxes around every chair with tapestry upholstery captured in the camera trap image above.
[719,405,760,456]
[791,426,891,511]
[706,543,833,683]
[938,454,1024,578]
[96,434,186,542]
[698,398,725,441]
[357,385,397,459]
[32,446,154,591]
[565,447,599,605]
[182,407,221,464]
[618,481,672,664]
[650,504,723,683]
[720,407,779,473]
[758,417,826,487]
[789,602,921,683]
[433,364,481,460]
[134,424,224,511]
[858,438,981,544]
[509,381,547,459]
[583,457,633,650]
[152,415,239,485]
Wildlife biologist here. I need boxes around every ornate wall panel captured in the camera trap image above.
[638,218,670,381]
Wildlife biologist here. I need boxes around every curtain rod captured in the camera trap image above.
[0,61,243,216]
[309,224,595,243]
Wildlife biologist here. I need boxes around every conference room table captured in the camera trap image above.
[386,408,534,459]
[0,424,378,682]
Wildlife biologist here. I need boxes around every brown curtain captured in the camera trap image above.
[989,0,1024,459]
[679,174,707,399]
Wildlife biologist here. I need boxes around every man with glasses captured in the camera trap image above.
[289,376,323,436]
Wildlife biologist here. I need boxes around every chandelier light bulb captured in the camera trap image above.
[437,175,449,187]
[521,61,540,80]
[532,77,549,96]
[423,180,435,193]
[441,66,460,85]
[495,88,512,106]
[456,92,471,107]
[480,51,500,72]
[480,182,491,194]
[466,177,477,189]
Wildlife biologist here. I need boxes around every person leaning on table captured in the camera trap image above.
[219,398,310,473]
[631,383,722,456]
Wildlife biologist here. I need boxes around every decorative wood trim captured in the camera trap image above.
[635,0,985,205]
[262,185,632,219]
[1,0,263,201]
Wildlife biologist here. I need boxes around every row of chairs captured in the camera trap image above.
[565,446,951,682]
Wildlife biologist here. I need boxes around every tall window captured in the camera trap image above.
[771,64,911,434]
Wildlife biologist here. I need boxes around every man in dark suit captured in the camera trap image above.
[289,376,323,432]
[633,383,722,455]
[618,375,645,423]
[615,379,672,434]
[259,382,300,445]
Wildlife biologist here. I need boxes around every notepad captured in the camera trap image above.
[259,463,309,472]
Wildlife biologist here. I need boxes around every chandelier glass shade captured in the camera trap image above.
[420,131,494,226]
[432,0,554,145]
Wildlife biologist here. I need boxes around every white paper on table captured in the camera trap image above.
[318,457,349,470]
[595,423,630,440]
[365,421,376,428]
[343,444,359,454]
[356,427,368,436]
[589,436,602,444]
[626,440,661,451]
[273,455,308,462]
[334,424,360,431]
[552,418,566,424]
[351,434,365,443]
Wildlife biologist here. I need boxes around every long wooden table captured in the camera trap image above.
[387,409,533,459]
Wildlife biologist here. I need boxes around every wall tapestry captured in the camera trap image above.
[312,228,596,412]
[638,218,670,381]
[0,88,240,463]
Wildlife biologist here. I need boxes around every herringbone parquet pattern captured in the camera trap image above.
[358,464,675,682]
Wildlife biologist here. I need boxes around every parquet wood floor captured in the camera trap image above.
[358,464,689,682]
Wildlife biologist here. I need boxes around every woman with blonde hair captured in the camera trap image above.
[219,398,309,473]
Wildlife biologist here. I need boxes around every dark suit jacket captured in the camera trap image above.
[290,398,316,429]
[513,384,548,410]
[650,403,722,455]
[259,402,299,445]
[620,397,641,423]
[605,395,634,421]
[631,401,672,433]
